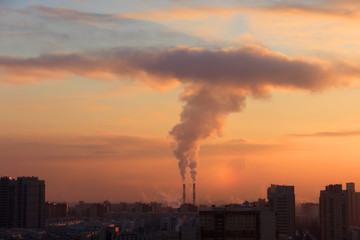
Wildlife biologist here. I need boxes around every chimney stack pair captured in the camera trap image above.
[183,183,196,205]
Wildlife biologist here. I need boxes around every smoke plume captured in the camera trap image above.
[169,86,246,182]
[0,45,359,182]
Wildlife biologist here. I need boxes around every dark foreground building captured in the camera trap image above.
[320,184,350,240]
[199,206,276,240]
[267,184,295,239]
[0,176,45,229]
[0,177,16,228]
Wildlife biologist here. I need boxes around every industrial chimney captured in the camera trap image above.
[183,183,186,204]
[193,183,196,205]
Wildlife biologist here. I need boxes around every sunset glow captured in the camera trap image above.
[1,0,360,205]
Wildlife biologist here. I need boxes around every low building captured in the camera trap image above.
[199,206,276,240]
[45,202,68,219]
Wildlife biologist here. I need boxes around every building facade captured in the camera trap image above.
[267,184,295,239]
[0,176,45,229]
[199,206,276,240]
[320,184,350,240]
[0,177,16,228]
[45,202,68,219]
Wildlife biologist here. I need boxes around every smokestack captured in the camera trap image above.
[183,183,186,204]
[193,183,196,205]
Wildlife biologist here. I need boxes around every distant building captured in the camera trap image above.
[0,176,45,229]
[179,203,199,213]
[299,202,319,223]
[348,183,357,226]
[45,202,68,219]
[320,184,350,240]
[346,182,360,227]
[150,202,166,213]
[199,206,276,240]
[74,201,109,218]
[267,184,295,239]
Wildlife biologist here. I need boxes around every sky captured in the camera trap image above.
[1,0,360,205]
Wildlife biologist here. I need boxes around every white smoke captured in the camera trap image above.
[169,85,246,182]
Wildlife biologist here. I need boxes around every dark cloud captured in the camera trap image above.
[130,46,360,92]
[1,45,358,91]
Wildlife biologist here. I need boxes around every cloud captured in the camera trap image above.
[0,135,278,163]
[28,5,116,26]
[119,1,360,22]
[201,139,279,155]
[0,135,171,162]
[252,2,360,19]
[290,130,360,138]
[0,45,359,92]
[117,2,360,58]
[0,6,209,57]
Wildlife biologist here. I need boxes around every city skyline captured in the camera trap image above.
[1,0,360,204]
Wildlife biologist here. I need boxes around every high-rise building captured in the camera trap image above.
[345,182,360,227]
[15,177,45,228]
[267,184,295,239]
[347,183,357,226]
[0,177,16,228]
[0,176,45,229]
[320,184,350,240]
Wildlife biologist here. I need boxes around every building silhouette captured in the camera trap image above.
[320,184,350,240]
[347,182,357,227]
[345,182,360,227]
[0,177,16,228]
[267,184,295,239]
[0,176,45,229]
[74,201,109,218]
[199,205,276,240]
[45,202,68,219]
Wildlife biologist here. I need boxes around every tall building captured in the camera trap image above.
[347,183,357,226]
[15,177,45,228]
[0,176,45,229]
[0,177,16,228]
[320,184,350,240]
[267,184,295,239]
[345,182,360,227]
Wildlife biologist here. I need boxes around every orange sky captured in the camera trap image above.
[1,0,360,205]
